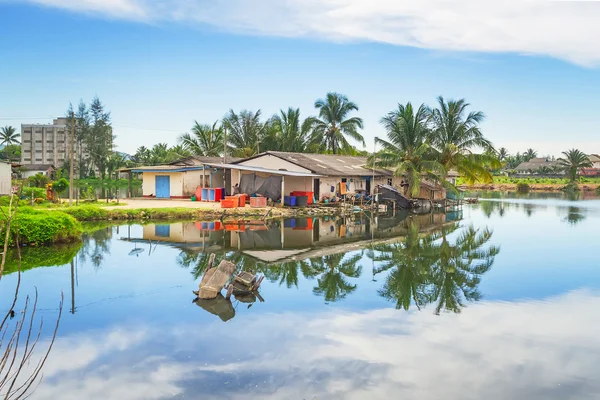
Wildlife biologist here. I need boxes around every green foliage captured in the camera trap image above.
[223,109,266,157]
[22,187,46,199]
[52,177,69,194]
[516,182,531,193]
[0,126,20,159]
[557,149,592,182]
[308,92,365,155]
[179,121,224,157]
[27,173,50,188]
[2,209,82,246]
[561,181,580,193]
[2,243,81,274]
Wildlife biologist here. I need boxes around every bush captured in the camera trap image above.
[516,182,530,193]
[21,187,46,200]
[61,205,109,220]
[2,210,82,246]
[52,178,69,194]
[562,181,580,193]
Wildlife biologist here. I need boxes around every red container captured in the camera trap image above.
[215,188,224,202]
[291,191,313,204]
[250,196,267,208]
[238,194,247,207]
[221,199,237,208]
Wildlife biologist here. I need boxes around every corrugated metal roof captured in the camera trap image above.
[202,162,321,177]
[129,165,205,173]
[233,151,392,176]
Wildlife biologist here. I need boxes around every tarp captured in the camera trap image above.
[239,173,282,200]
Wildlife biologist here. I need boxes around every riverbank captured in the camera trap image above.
[460,183,600,192]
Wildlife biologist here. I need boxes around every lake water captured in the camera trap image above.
[2,194,600,400]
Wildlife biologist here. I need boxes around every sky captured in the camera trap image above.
[1,0,600,157]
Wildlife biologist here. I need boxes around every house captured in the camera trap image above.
[121,156,240,199]
[582,154,600,176]
[514,158,560,174]
[128,151,452,203]
[20,164,55,179]
[0,161,11,195]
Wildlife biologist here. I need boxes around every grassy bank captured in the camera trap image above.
[458,176,600,192]
[2,207,82,246]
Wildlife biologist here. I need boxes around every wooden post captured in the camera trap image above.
[69,111,75,206]
[202,165,206,188]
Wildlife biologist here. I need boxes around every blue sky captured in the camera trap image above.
[1,1,600,156]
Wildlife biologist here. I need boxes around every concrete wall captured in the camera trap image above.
[142,172,184,197]
[283,176,313,196]
[0,162,11,195]
[238,154,311,173]
[182,170,203,196]
[22,169,51,179]
[142,222,226,244]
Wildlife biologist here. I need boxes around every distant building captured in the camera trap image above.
[0,161,11,195]
[20,164,55,179]
[20,118,86,167]
[514,157,561,174]
[581,154,600,176]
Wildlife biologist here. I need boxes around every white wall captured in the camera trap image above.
[182,170,203,196]
[0,162,11,195]
[283,176,313,196]
[238,154,311,173]
[22,170,50,179]
[142,172,184,197]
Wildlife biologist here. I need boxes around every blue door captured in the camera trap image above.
[155,176,170,198]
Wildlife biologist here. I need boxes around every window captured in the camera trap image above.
[35,159,42,162]
[47,150,53,153]
[24,158,31,161]
[387,178,393,185]
[35,140,42,143]
[24,140,31,143]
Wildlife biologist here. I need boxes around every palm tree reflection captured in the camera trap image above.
[311,253,363,302]
[373,222,499,314]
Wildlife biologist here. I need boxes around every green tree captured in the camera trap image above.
[558,149,592,182]
[268,108,315,153]
[52,177,69,195]
[371,102,445,197]
[308,92,365,154]
[1,144,20,161]
[497,147,508,161]
[429,96,499,184]
[0,126,20,159]
[524,148,537,161]
[27,173,49,188]
[179,121,224,157]
[223,109,266,157]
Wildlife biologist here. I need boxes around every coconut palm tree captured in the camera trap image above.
[308,92,365,154]
[0,126,20,159]
[497,147,509,161]
[222,109,266,157]
[268,108,315,153]
[524,148,537,161]
[429,96,499,184]
[179,121,224,157]
[371,102,445,197]
[557,149,592,182]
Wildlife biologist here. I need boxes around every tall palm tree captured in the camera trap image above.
[0,126,20,159]
[524,148,537,161]
[429,96,499,184]
[179,121,224,157]
[308,92,365,154]
[497,147,509,161]
[558,149,592,182]
[222,109,266,157]
[372,102,445,197]
[269,108,314,153]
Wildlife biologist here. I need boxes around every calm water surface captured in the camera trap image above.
[2,195,600,400]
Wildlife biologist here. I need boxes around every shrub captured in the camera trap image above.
[562,181,580,193]
[61,205,109,220]
[22,187,46,200]
[52,178,69,194]
[516,182,530,193]
[2,243,82,274]
[2,210,82,246]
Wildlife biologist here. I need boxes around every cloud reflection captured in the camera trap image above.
[30,290,600,400]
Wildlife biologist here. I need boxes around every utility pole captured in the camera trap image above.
[69,111,75,206]
[223,126,227,164]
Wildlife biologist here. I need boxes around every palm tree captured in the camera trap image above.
[524,148,537,161]
[308,92,365,154]
[429,96,499,184]
[0,126,20,160]
[558,149,592,182]
[222,109,266,157]
[179,121,224,157]
[497,147,509,161]
[269,108,314,153]
[372,102,445,197]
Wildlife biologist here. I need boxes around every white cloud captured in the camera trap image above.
[22,290,600,399]
[22,0,600,66]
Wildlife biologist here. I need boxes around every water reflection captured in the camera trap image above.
[372,222,499,314]
[475,198,589,224]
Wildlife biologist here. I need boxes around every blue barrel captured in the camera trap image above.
[201,188,209,201]
[208,188,215,202]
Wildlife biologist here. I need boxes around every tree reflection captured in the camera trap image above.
[264,260,319,288]
[564,206,586,225]
[373,222,499,314]
[78,225,113,269]
[311,253,362,302]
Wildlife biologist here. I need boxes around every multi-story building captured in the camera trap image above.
[20,118,84,167]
